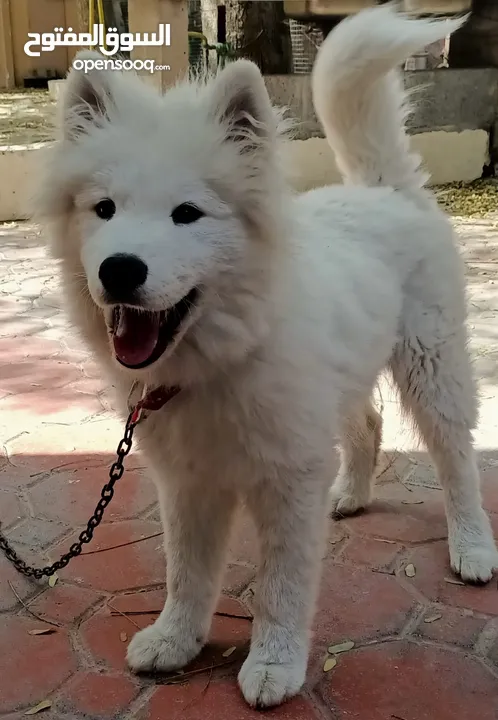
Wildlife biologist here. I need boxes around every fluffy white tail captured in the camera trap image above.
[311,6,466,190]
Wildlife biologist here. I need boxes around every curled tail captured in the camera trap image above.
[311,5,466,190]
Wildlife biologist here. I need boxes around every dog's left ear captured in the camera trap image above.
[208,60,276,151]
[61,50,117,141]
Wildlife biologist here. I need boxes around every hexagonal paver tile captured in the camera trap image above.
[0,317,48,340]
[0,551,40,612]
[0,387,102,424]
[29,466,157,525]
[0,458,49,490]
[412,606,487,648]
[143,679,321,720]
[0,615,77,713]
[0,453,126,494]
[27,583,103,625]
[81,591,252,672]
[69,380,109,406]
[402,541,498,616]
[59,672,139,717]
[340,482,448,544]
[59,520,165,592]
[5,517,70,551]
[0,488,24,528]
[0,412,41,452]
[80,590,165,671]
[337,536,402,571]
[5,422,126,473]
[319,640,498,720]
[313,561,417,648]
[0,358,79,395]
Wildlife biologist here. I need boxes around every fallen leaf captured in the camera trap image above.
[120,632,128,642]
[404,564,416,578]
[424,613,442,624]
[436,179,498,219]
[444,577,465,586]
[401,500,424,505]
[48,574,58,588]
[329,536,345,545]
[28,628,56,636]
[323,657,337,672]
[24,700,52,715]
[327,640,355,655]
[222,646,237,658]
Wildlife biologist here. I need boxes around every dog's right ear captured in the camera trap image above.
[61,51,116,141]
[207,59,276,152]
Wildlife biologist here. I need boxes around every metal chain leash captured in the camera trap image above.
[0,411,138,580]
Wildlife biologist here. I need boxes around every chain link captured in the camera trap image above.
[0,412,138,580]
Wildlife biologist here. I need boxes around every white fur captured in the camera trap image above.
[35,7,497,709]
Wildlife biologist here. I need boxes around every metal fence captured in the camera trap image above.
[188,0,205,70]
[289,19,323,74]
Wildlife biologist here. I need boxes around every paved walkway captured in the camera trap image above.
[0,217,497,720]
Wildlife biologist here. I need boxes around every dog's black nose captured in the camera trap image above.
[99,253,148,303]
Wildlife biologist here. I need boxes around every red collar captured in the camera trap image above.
[130,385,181,425]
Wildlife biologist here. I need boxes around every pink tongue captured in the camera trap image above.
[113,308,161,366]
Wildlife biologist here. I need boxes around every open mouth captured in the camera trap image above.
[110,287,199,369]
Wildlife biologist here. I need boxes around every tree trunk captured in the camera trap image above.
[111,0,126,34]
[102,0,127,33]
[448,0,498,68]
[225,1,292,74]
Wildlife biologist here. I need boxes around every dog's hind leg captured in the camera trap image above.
[127,482,237,673]
[329,399,383,517]
[390,328,498,583]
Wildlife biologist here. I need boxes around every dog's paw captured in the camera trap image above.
[450,539,498,584]
[238,652,306,708]
[329,479,371,519]
[126,622,202,673]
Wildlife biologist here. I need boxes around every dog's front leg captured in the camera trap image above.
[239,468,329,708]
[127,480,237,673]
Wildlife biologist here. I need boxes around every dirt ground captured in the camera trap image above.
[0,89,56,145]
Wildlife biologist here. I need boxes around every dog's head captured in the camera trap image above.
[37,52,287,386]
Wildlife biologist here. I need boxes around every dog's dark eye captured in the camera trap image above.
[171,203,204,225]
[94,199,116,221]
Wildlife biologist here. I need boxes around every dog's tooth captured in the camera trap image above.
[115,308,126,337]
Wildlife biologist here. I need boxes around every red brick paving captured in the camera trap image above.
[60,672,140,718]
[0,223,497,719]
[29,466,157,525]
[27,583,103,625]
[0,488,23,528]
[0,616,77,713]
[60,520,166,591]
[145,680,322,720]
[404,541,498,616]
[413,605,487,648]
[319,641,498,720]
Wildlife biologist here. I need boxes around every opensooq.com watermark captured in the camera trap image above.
[74,57,171,74]
[24,24,172,73]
